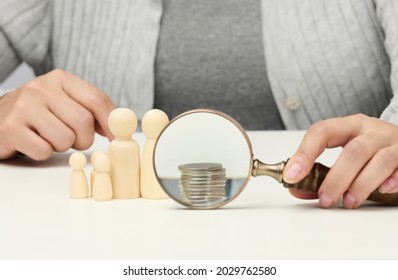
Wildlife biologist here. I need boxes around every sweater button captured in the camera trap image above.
[286,96,301,111]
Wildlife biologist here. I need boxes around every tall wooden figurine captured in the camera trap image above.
[69,152,89,199]
[108,108,140,199]
[92,153,113,201]
[141,109,169,199]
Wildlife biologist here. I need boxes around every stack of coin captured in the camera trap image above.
[178,163,227,207]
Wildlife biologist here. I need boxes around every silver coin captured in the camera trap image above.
[179,179,226,184]
[187,197,227,203]
[180,187,226,191]
[184,195,226,199]
[180,172,226,176]
[180,173,226,178]
[180,175,227,182]
[181,187,226,192]
[178,162,222,171]
[183,195,226,199]
[181,192,226,196]
[180,187,226,193]
[180,175,226,179]
[180,180,226,185]
[180,172,226,178]
[180,181,225,187]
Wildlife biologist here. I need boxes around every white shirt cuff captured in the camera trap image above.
[0,88,13,97]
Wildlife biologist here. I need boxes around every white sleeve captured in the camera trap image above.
[0,88,14,97]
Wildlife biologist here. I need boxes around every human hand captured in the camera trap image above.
[283,114,398,209]
[0,70,116,160]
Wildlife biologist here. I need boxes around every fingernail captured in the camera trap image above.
[284,162,302,182]
[343,192,357,209]
[379,178,395,194]
[319,193,334,208]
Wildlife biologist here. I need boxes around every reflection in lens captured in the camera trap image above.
[154,110,253,209]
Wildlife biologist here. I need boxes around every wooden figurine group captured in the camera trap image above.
[69,108,169,202]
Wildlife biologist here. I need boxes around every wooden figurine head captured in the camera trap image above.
[69,152,87,170]
[91,150,106,165]
[93,153,110,173]
[108,108,137,140]
[142,109,169,139]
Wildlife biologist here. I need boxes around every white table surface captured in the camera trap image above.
[1,131,397,260]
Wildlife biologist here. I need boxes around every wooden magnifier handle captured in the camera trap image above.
[253,159,398,205]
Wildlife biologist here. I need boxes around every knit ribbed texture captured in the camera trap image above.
[0,0,397,128]
[0,0,51,79]
[52,0,162,118]
[0,29,20,81]
[0,0,162,119]
[261,0,392,129]
[376,0,398,124]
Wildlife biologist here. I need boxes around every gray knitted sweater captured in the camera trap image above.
[1,0,398,129]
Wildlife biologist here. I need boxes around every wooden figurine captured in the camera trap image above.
[141,109,169,199]
[108,108,140,199]
[92,153,113,201]
[90,151,106,197]
[69,152,89,199]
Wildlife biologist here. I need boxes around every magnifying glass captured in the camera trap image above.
[153,109,398,209]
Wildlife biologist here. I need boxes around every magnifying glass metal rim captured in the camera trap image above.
[153,108,254,210]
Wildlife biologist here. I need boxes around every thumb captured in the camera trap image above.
[283,152,314,184]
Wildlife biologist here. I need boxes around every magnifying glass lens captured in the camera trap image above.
[154,110,253,209]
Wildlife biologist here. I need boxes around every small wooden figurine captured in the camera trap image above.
[92,153,113,201]
[90,151,106,197]
[69,152,89,199]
